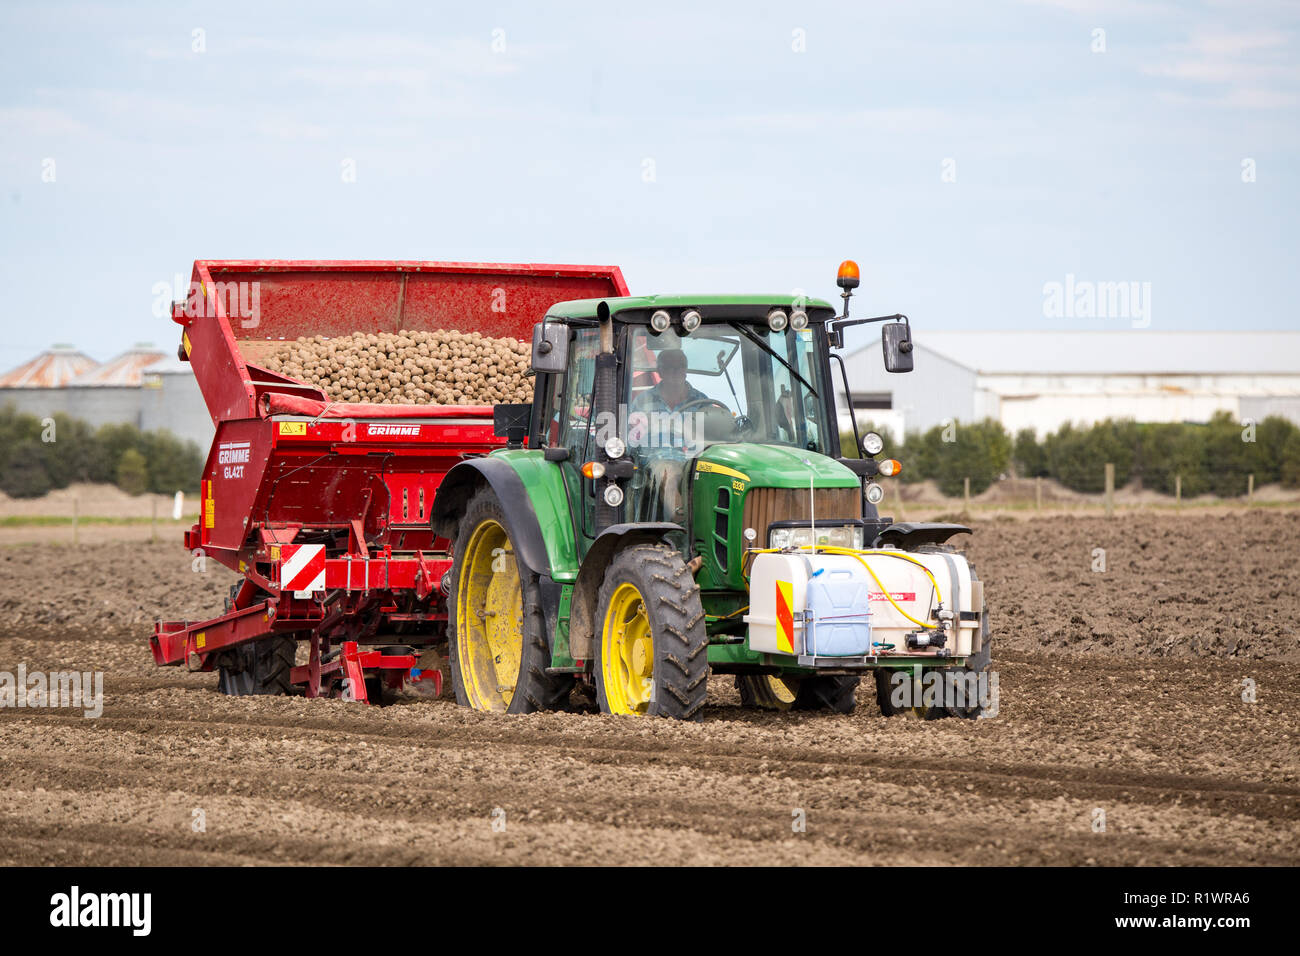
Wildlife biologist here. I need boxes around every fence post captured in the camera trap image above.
[1104,463,1114,518]
[1035,476,1042,511]
[1248,473,1254,506]
[963,476,971,513]
[1175,474,1181,511]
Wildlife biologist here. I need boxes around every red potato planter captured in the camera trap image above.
[151,260,628,703]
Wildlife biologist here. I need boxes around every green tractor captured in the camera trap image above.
[431,261,992,720]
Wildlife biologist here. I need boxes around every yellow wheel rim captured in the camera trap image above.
[455,518,523,711]
[601,582,654,715]
[765,675,799,708]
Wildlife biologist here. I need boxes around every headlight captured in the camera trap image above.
[604,436,626,459]
[603,483,625,507]
[649,310,671,333]
[681,309,702,332]
[767,309,788,332]
[865,483,885,504]
[862,431,883,456]
[789,309,809,331]
[769,524,864,550]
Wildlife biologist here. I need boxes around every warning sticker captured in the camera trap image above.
[278,422,307,436]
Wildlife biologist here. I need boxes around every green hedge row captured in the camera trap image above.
[843,412,1300,499]
[0,406,204,499]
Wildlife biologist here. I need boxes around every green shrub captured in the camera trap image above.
[1251,416,1297,485]
[115,448,149,496]
[0,439,54,498]
[1045,420,1136,493]
[0,405,202,498]
[1280,429,1300,488]
[1012,428,1048,478]
[1132,422,1206,495]
[904,419,1010,496]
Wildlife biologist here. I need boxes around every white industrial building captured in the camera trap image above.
[840,331,1300,438]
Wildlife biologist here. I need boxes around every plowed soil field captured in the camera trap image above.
[1,512,1297,865]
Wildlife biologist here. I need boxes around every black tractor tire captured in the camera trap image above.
[735,674,796,710]
[736,674,859,713]
[448,487,572,713]
[594,544,708,720]
[792,675,860,713]
[216,635,296,696]
[874,668,946,719]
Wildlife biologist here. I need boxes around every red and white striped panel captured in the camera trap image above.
[281,544,326,595]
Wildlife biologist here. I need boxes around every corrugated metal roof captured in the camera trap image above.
[0,346,99,387]
[850,331,1300,375]
[68,347,167,386]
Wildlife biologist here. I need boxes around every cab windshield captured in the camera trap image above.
[624,322,831,456]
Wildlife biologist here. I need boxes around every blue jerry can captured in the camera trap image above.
[804,563,873,657]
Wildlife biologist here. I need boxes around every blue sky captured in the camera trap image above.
[0,0,1297,364]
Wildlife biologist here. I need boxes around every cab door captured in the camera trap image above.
[535,326,601,556]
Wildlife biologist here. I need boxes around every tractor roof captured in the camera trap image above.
[544,294,836,320]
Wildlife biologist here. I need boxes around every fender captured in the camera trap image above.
[431,456,553,577]
[568,522,685,660]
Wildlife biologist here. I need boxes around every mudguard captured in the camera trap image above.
[431,456,555,577]
[568,522,685,660]
[876,522,972,549]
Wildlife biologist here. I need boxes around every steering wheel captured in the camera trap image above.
[673,397,757,440]
[674,397,731,415]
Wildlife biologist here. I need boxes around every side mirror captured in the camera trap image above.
[882,322,914,373]
[531,321,570,374]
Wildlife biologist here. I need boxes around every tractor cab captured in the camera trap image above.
[530,295,842,529]
[526,263,915,551]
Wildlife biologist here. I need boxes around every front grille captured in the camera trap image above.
[741,486,861,547]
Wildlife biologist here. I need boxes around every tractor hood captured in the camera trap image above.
[696,443,859,489]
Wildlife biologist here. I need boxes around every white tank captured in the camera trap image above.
[746,548,980,660]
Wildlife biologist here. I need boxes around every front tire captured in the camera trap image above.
[736,674,858,713]
[874,668,946,719]
[448,488,572,714]
[594,545,707,720]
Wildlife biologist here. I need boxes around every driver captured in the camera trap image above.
[630,347,709,520]
[633,347,707,416]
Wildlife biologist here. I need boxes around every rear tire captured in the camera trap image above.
[448,487,572,714]
[216,636,296,696]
